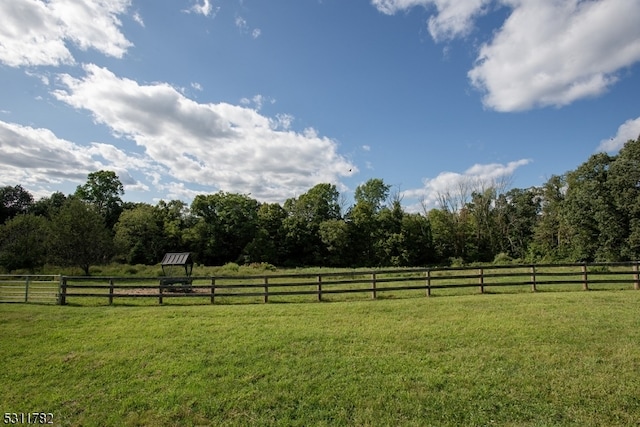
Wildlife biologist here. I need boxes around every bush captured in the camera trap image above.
[220,262,240,273]
[493,252,514,265]
[449,257,465,267]
[246,262,277,272]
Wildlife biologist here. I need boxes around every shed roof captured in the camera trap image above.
[161,252,193,266]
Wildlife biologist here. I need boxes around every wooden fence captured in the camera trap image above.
[0,275,60,304]
[56,262,640,306]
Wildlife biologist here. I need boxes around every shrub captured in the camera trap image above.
[220,262,240,272]
[449,257,465,267]
[493,252,514,265]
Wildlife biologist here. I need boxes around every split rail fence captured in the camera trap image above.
[0,275,60,304]
[50,262,640,306]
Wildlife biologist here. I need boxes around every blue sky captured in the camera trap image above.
[2,0,640,211]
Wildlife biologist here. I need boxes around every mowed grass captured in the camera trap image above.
[2,291,640,426]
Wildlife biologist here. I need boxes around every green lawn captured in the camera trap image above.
[2,291,640,426]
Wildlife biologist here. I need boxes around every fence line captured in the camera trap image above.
[0,275,60,304]
[54,262,640,306]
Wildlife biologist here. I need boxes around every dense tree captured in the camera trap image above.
[156,199,191,253]
[244,203,287,265]
[529,175,570,261]
[75,170,124,229]
[113,204,165,264]
[0,185,34,224]
[282,184,342,265]
[319,219,350,267]
[48,198,113,275]
[188,192,260,265]
[564,152,624,261]
[466,188,498,262]
[494,188,541,260]
[608,136,640,259]
[354,178,391,213]
[0,214,49,272]
[29,192,67,219]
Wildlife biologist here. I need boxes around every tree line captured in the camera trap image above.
[1,136,639,274]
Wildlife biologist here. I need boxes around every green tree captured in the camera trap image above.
[399,212,433,266]
[188,192,260,265]
[564,153,624,261]
[156,199,191,253]
[375,201,405,266]
[75,170,124,229]
[319,219,350,267]
[283,183,342,265]
[529,175,570,261]
[0,185,34,224]
[113,204,165,264]
[494,188,540,260]
[245,203,287,265]
[608,136,640,259]
[0,214,49,272]
[48,198,113,275]
[354,178,391,212]
[466,188,498,262]
[29,192,67,219]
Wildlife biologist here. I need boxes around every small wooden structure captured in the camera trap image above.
[160,252,193,291]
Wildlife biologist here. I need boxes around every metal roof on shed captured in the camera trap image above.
[161,252,193,266]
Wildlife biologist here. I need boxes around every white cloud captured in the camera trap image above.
[372,0,640,112]
[235,15,261,39]
[0,0,132,68]
[469,0,640,112]
[403,159,531,210]
[0,120,153,197]
[185,0,218,17]
[235,16,248,31]
[371,0,490,41]
[362,145,371,151]
[598,117,640,153]
[132,11,144,27]
[51,64,356,203]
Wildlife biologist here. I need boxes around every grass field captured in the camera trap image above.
[2,290,640,426]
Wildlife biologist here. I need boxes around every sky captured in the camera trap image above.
[1,0,640,212]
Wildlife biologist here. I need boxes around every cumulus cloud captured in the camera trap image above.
[403,159,531,210]
[469,0,640,111]
[372,0,640,112]
[598,117,640,152]
[0,0,132,68]
[371,0,491,41]
[0,120,152,196]
[51,64,356,203]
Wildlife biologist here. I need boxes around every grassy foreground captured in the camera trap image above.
[1,291,640,426]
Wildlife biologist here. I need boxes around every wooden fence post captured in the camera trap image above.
[426,269,431,297]
[108,279,114,305]
[159,284,163,305]
[530,265,537,293]
[633,262,639,291]
[210,277,216,304]
[582,263,589,291]
[371,273,377,299]
[24,277,30,303]
[58,276,67,305]
[478,268,484,294]
[317,275,322,302]
[263,277,269,303]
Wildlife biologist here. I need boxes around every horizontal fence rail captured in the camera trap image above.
[0,275,61,304]
[54,262,640,306]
